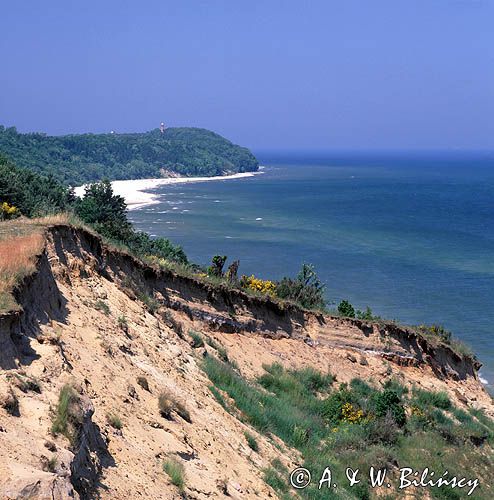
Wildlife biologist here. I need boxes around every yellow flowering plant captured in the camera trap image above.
[240,274,277,295]
[0,201,19,220]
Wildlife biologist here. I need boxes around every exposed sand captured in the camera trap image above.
[74,171,262,210]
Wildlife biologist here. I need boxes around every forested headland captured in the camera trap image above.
[0,126,259,185]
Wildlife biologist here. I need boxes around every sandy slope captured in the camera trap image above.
[0,225,491,499]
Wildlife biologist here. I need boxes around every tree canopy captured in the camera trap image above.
[0,155,74,217]
[0,126,259,185]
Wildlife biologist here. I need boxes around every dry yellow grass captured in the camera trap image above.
[0,224,45,312]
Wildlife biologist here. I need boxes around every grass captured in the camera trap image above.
[201,357,494,499]
[107,412,123,430]
[244,431,259,452]
[0,224,44,313]
[189,330,204,348]
[137,292,159,314]
[412,388,451,410]
[51,384,81,446]
[205,336,230,362]
[163,458,185,491]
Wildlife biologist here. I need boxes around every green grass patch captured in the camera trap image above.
[51,384,82,446]
[189,330,204,348]
[201,357,494,499]
[93,299,110,315]
[163,458,185,491]
[244,431,259,452]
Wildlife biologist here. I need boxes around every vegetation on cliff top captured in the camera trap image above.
[0,125,259,185]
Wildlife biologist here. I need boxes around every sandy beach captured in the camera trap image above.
[74,170,262,210]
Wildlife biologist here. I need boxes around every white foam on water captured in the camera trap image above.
[479,373,489,385]
[255,217,263,221]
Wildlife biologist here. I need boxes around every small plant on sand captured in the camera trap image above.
[205,336,230,363]
[163,458,185,491]
[244,431,259,452]
[136,376,150,392]
[1,388,20,416]
[107,412,123,430]
[10,372,41,394]
[137,292,159,314]
[41,455,58,473]
[117,315,128,331]
[189,330,204,348]
[51,384,82,445]
[94,299,110,315]
[158,391,191,422]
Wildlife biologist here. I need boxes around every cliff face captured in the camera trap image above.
[0,225,491,499]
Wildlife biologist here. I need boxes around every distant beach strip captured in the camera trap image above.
[74,169,264,210]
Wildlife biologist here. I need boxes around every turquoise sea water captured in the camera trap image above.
[129,153,494,391]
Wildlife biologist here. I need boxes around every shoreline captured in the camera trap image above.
[74,170,263,210]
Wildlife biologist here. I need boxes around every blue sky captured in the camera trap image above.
[1,1,492,150]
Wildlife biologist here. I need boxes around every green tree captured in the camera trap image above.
[75,180,132,241]
[338,300,355,318]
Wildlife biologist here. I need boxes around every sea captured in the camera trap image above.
[129,152,494,392]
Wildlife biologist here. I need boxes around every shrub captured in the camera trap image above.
[374,389,406,427]
[46,456,58,473]
[189,330,204,348]
[75,180,133,242]
[240,275,277,295]
[0,201,19,220]
[163,458,185,491]
[276,263,326,310]
[207,255,227,277]
[107,413,123,430]
[158,391,174,419]
[321,392,345,425]
[244,431,259,452]
[158,391,191,422]
[1,388,19,416]
[356,306,375,320]
[337,300,355,318]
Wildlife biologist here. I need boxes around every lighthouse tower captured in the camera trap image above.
[160,122,166,134]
